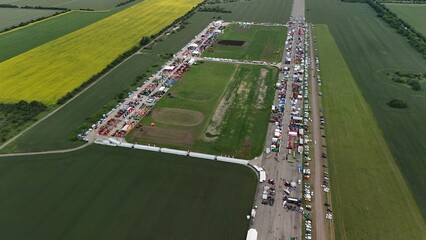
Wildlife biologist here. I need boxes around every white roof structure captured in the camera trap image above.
[188,43,198,48]
[259,171,266,182]
[246,229,258,240]
[164,65,175,70]
[188,58,196,65]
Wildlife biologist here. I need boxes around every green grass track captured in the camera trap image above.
[307,0,426,221]
[317,24,426,239]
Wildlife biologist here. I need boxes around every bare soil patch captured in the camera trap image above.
[254,68,268,109]
[218,40,246,46]
[152,108,204,126]
[131,126,194,146]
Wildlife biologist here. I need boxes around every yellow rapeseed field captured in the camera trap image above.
[0,0,202,104]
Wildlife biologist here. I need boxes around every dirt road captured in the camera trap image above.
[308,24,327,240]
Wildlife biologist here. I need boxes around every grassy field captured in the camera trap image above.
[0,0,202,104]
[2,54,160,153]
[203,24,287,62]
[386,3,426,35]
[0,2,142,62]
[0,7,59,30]
[128,61,278,159]
[316,24,426,239]
[0,144,257,240]
[0,0,127,10]
[307,0,426,221]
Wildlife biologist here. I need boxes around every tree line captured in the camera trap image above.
[0,101,47,142]
[199,6,232,13]
[366,0,426,58]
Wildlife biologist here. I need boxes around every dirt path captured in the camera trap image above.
[308,23,330,240]
[0,143,88,158]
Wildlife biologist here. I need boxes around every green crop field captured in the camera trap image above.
[307,0,426,221]
[214,0,293,24]
[0,0,128,10]
[0,144,257,240]
[203,24,287,62]
[386,3,426,35]
[2,54,160,153]
[0,2,141,62]
[0,8,59,30]
[316,24,426,239]
[128,61,278,159]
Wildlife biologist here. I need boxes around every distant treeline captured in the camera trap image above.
[199,6,232,13]
[367,0,426,58]
[57,0,208,106]
[0,4,68,10]
[342,0,426,58]
[0,10,69,34]
[0,101,47,142]
[116,0,137,7]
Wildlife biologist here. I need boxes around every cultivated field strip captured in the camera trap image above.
[0,0,202,104]
[0,7,59,30]
[317,24,426,239]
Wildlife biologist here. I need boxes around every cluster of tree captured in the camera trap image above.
[0,101,47,142]
[116,0,136,7]
[0,4,18,8]
[78,8,94,11]
[0,10,69,33]
[391,71,424,90]
[199,6,232,13]
[388,98,408,108]
[0,3,68,10]
[366,0,426,58]
[21,5,68,10]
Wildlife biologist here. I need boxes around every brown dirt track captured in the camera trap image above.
[130,126,195,146]
[151,108,204,126]
[218,40,246,46]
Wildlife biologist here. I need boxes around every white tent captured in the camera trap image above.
[246,229,258,240]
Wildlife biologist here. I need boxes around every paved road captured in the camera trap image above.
[308,24,328,240]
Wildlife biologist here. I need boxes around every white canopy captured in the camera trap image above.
[246,229,258,240]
